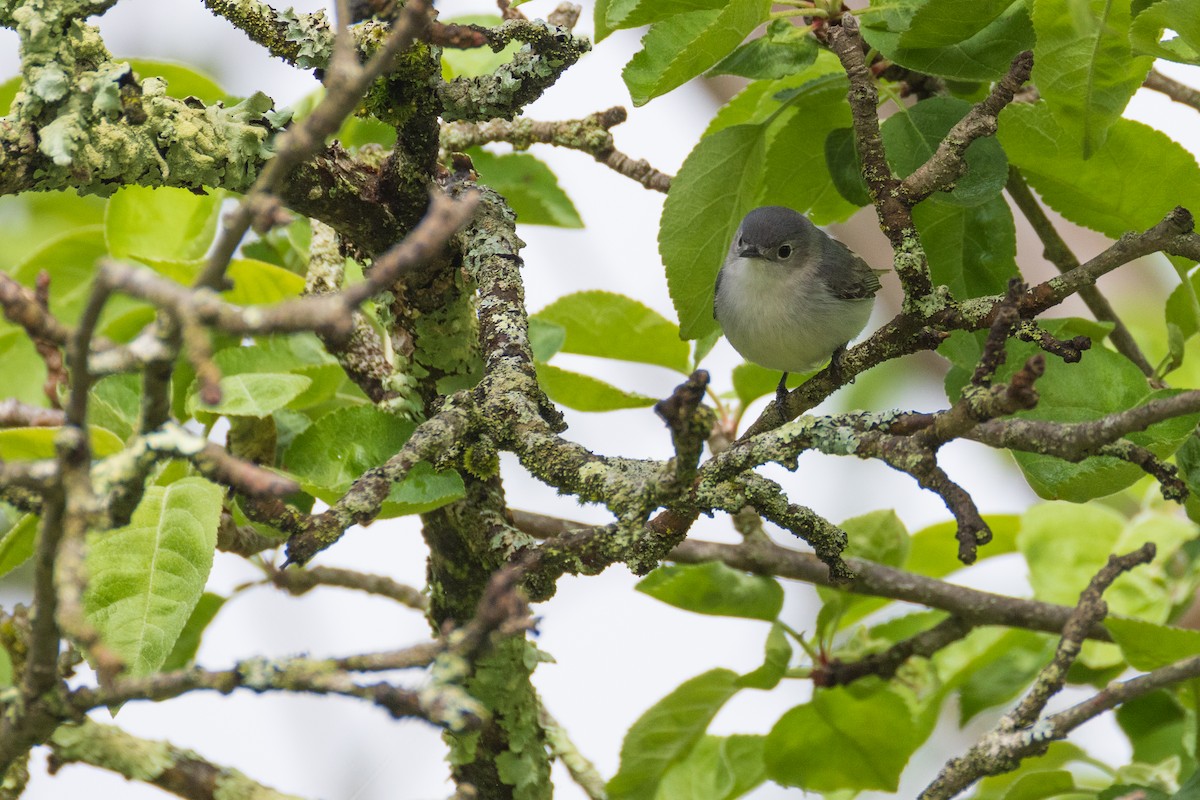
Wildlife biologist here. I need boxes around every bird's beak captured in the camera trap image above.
[738,245,760,259]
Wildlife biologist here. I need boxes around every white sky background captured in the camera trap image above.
[1,2,1199,798]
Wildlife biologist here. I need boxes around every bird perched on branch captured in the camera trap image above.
[714,206,883,412]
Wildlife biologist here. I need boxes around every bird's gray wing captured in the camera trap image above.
[821,240,882,301]
[713,267,723,319]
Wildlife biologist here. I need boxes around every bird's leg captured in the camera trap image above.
[828,344,849,384]
[775,372,790,417]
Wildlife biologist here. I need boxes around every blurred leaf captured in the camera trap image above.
[282,405,464,517]
[622,0,771,106]
[0,426,124,459]
[89,374,141,441]
[708,19,817,80]
[817,511,910,634]
[765,685,921,791]
[705,52,842,135]
[0,327,48,407]
[957,629,1054,723]
[1107,617,1200,670]
[126,59,228,103]
[913,195,1018,299]
[13,228,143,334]
[440,15,518,78]
[84,478,222,676]
[730,363,807,409]
[223,258,306,305]
[1032,0,1153,157]
[608,668,742,800]
[527,317,566,362]
[161,592,225,671]
[999,103,1200,239]
[0,514,38,578]
[187,373,312,418]
[880,96,1008,207]
[861,0,1034,80]
[105,185,221,261]
[1130,0,1200,63]
[0,191,106,268]
[653,734,766,800]
[466,148,582,228]
[905,514,1020,578]
[535,363,657,412]
[637,562,784,621]
[1117,691,1195,772]
[534,291,689,371]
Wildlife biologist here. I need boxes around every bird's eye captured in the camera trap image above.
[777,244,793,259]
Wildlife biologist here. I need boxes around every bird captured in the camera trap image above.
[713,206,883,413]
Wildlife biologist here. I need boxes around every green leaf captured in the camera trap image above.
[824,127,872,208]
[534,291,689,372]
[654,735,766,800]
[282,405,464,518]
[905,514,1020,577]
[0,190,106,268]
[1117,691,1195,770]
[705,52,843,135]
[880,96,1009,207]
[0,514,38,578]
[535,363,657,412]
[1107,617,1200,671]
[759,72,859,225]
[1130,0,1200,63]
[608,669,742,800]
[383,460,467,517]
[126,59,228,104]
[604,0,729,36]
[89,374,141,442]
[1032,0,1153,157]
[957,629,1054,723]
[12,227,144,335]
[622,0,772,106]
[210,337,344,410]
[637,562,784,621]
[161,592,225,671]
[527,317,566,362]
[708,19,817,80]
[764,685,921,791]
[840,509,909,567]
[999,103,1200,239]
[662,124,765,341]
[223,258,305,305]
[105,185,222,261]
[1020,503,1196,669]
[84,477,223,676]
[730,363,807,408]
[0,426,124,459]
[913,195,1018,299]
[0,327,48,408]
[898,0,1020,47]
[737,622,792,690]
[466,148,583,228]
[187,373,313,418]
[861,0,1035,81]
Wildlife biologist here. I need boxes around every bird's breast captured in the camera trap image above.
[715,257,873,373]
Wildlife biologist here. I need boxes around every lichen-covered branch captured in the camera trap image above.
[441,106,674,192]
[49,720,308,800]
[919,545,1156,800]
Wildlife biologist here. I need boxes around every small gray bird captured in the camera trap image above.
[714,206,883,409]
